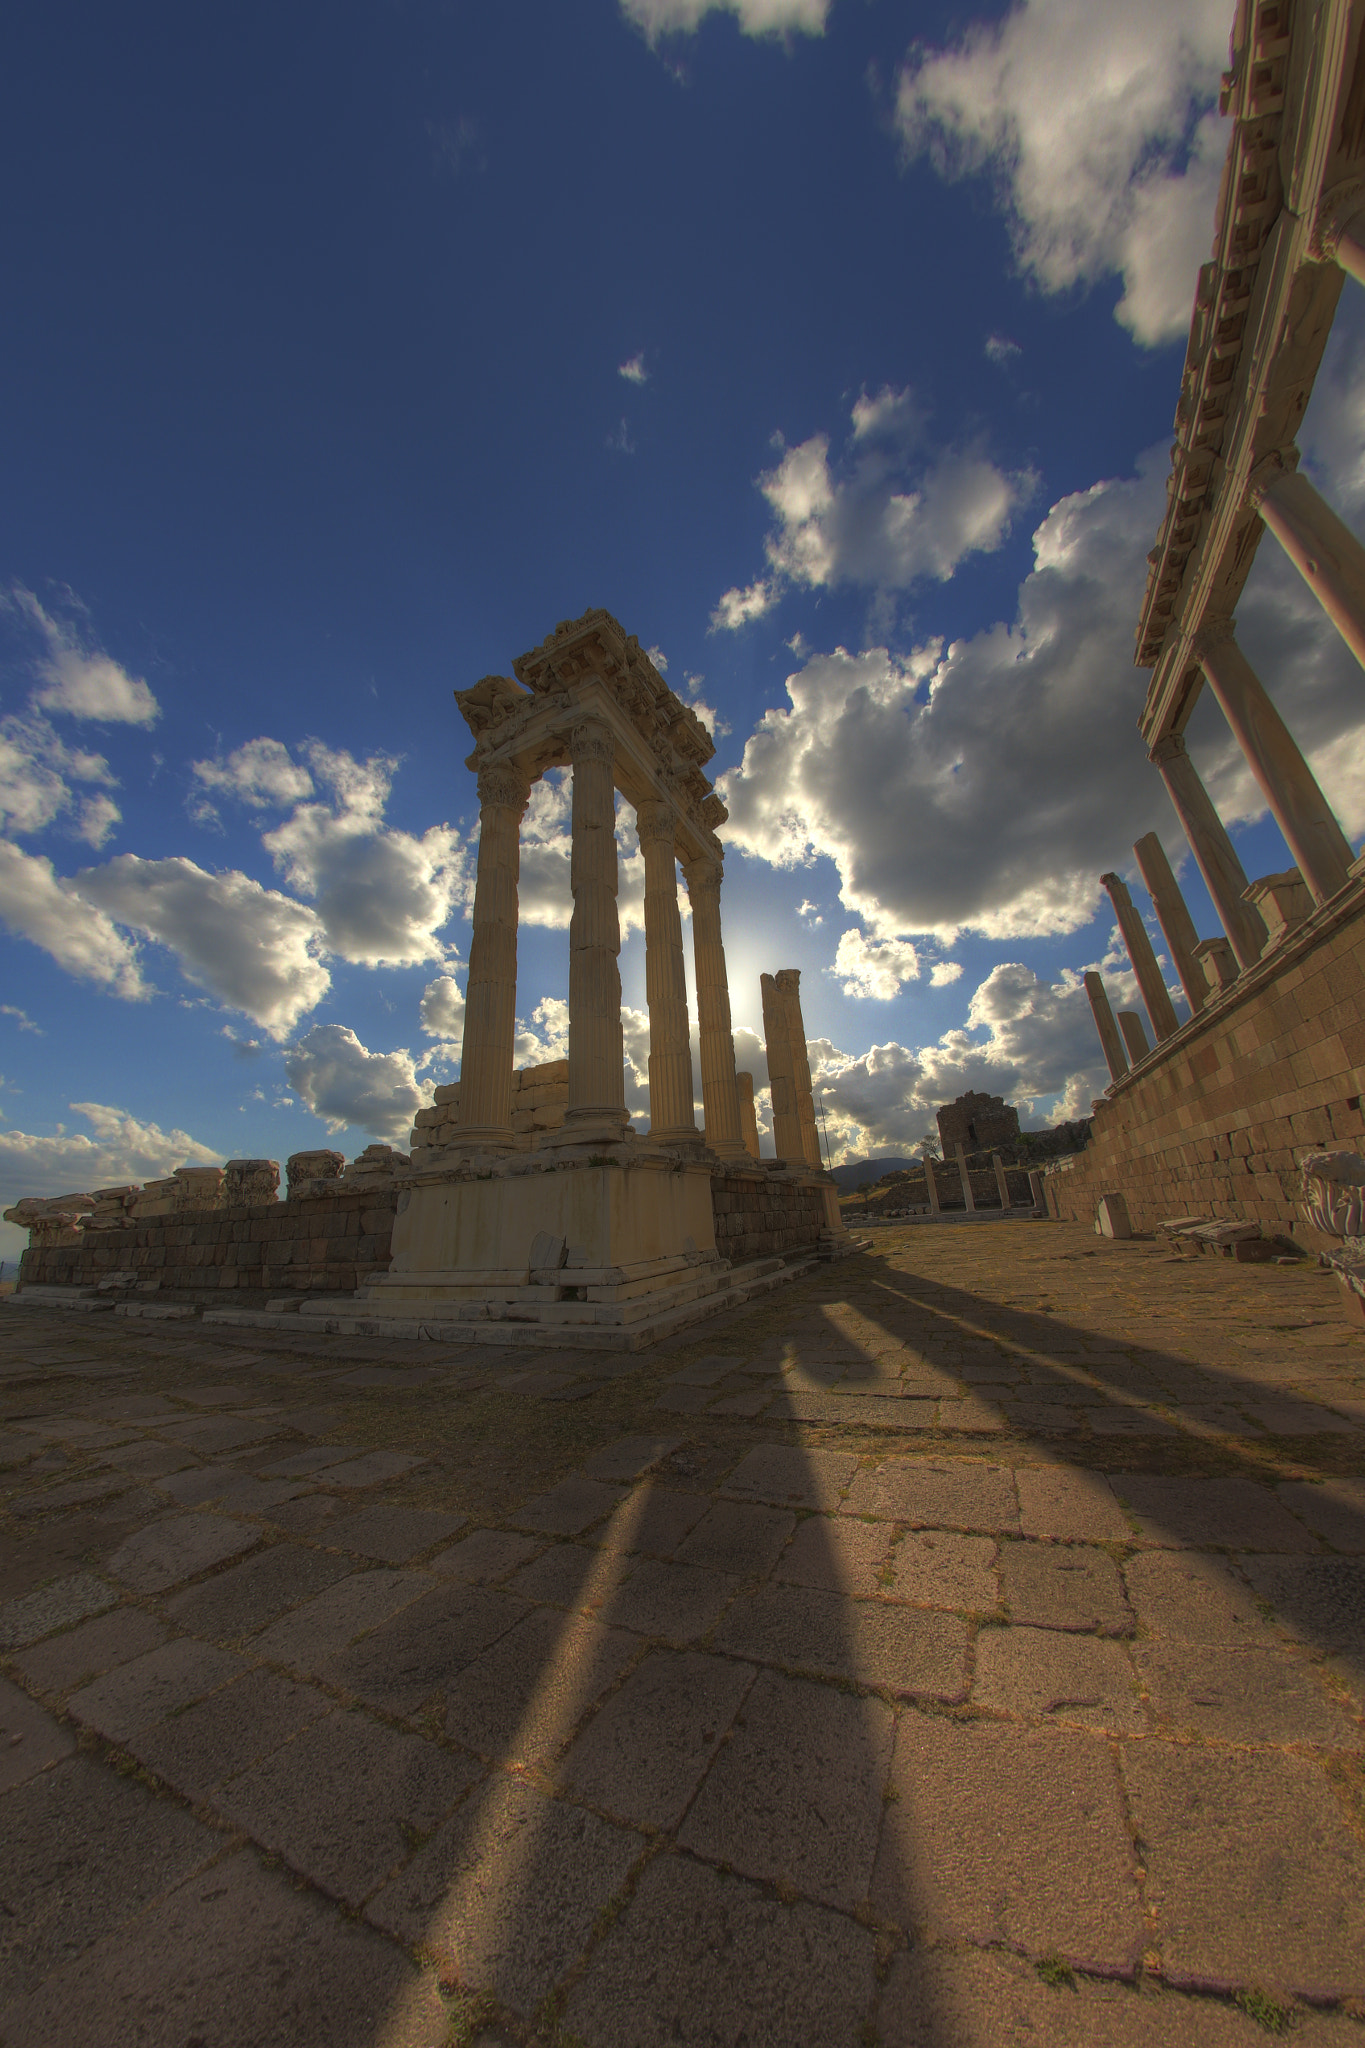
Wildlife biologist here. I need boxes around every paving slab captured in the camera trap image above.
[131,1668,334,1800]
[255,1443,365,1478]
[508,1474,630,1535]
[216,1707,479,1909]
[843,1457,1020,1531]
[104,1513,261,1593]
[875,1945,1293,2047]
[713,1581,970,1700]
[324,1503,467,1562]
[0,1570,117,1649]
[1123,1550,1277,1645]
[720,1444,859,1510]
[772,1514,895,1598]
[313,1449,426,1488]
[678,1667,893,1910]
[507,1541,631,1611]
[319,1581,528,1716]
[673,1499,796,1576]
[170,1384,254,1407]
[884,1527,998,1611]
[367,1774,641,2016]
[68,1636,247,1742]
[580,1434,683,1483]
[596,1484,710,1556]
[557,1648,754,1827]
[1135,1642,1361,1746]
[0,1754,221,2006]
[152,1415,284,1455]
[97,1440,200,1478]
[428,1527,543,1583]
[972,1625,1143,1733]
[1112,1475,1318,1551]
[1123,1743,1365,1998]
[1239,1556,1365,1691]
[999,1540,1132,1633]
[1015,1463,1133,1541]
[1275,1478,1365,1551]
[14,1606,170,1692]
[604,1555,743,1645]
[445,1605,639,1767]
[249,1567,431,1667]
[0,1673,77,1791]
[872,1714,1143,1972]
[0,1845,451,2048]
[565,1851,877,2048]
[163,1540,353,1642]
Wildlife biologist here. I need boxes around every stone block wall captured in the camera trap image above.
[711,1167,827,1265]
[1043,881,1365,1244]
[411,1060,569,1156]
[18,1190,400,1302]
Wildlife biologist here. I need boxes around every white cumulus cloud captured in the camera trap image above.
[191,737,315,814]
[621,0,827,42]
[284,1023,426,1142]
[420,974,467,1048]
[830,928,922,1000]
[0,841,146,999]
[713,388,1031,628]
[10,588,160,725]
[0,1102,222,1253]
[619,354,650,385]
[896,0,1230,346]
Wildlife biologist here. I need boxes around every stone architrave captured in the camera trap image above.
[775,969,822,1170]
[1251,450,1365,679]
[1133,832,1205,1015]
[736,1072,761,1159]
[1195,621,1353,906]
[1117,1012,1151,1065]
[564,720,630,1138]
[684,856,746,1159]
[638,797,698,1144]
[1100,872,1180,1042]
[1150,732,1268,970]
[760,972,803,1163]
[1083,971,1129,1085]
[455,766,531,1149]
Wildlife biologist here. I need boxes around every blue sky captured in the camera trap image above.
[4,0,1365,1253]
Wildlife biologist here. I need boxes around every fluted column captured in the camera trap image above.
[1083,970,1128,1086]
[1133,831,1205,1015]
[454,765,530,1148]
[776,968,822,1168]
[1118,1012,1151,1065]
[1100,871,1180,1042]
[1251,454,1365,677]
[1150,732,1268,970]
[684,858,746,1158]
[760,971,803,1162]
[638,798,698,1145]
[736,1073,761,1159]
[565,720,628,1136]
[1196,622,1353,905]
[1314,181,1365,289]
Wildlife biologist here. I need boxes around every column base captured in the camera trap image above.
[540,1110,633,1150]
[441,1126,516,1154]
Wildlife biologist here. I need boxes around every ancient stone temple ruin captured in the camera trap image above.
[1047,1,1365,1278]
[6,611,855,1347]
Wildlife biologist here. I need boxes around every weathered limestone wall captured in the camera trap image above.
[1045,882,1365,1239]
[18,1189,400,1301]
[710,1166,826,1265]
[411,1060,568,1157]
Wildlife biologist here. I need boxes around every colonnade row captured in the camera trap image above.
[1084,433,1365,1083]
[454,719,823,1163]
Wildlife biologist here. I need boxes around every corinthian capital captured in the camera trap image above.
[1311,178,1365,263]
[1191,614,1237,663]
[636,797,677,849]
[682,853,723,899]
[477,766,531,813]
[1244,446,1299,511]
[571,719,615,767]
[1149,730,1188,767]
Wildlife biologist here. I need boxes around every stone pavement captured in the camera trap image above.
[1,1219,1364,2046]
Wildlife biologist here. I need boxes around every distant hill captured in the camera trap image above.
[829,1155,919,1190]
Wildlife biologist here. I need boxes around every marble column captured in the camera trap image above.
[1133,831,1204,1015]
[684,855,747,1159]
[1118,1011,1151,1065]
[760,971,804,1163]
[1100,871,1180,1041]
[1196,622,1353,905]
[923,1154,941,1215]
[1083,970,1128,1085]
[637,799,698,1145]
[1252,457,1365,678]
[454,765,530,1148]
[1149,732,1268,970]
[736,1073,761,1159]
[565,720,628,1137]
[954,1143,976,1213]
[992,1153,1011,1209]
[776,969,822,1169]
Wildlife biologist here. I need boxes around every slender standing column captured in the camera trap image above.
[1196,622,1354,904]
[1100,872,1180,1041]
[1252,457,1365,678]
[1133,831,1205,1015]
[760,972,804,1163]
[565,721,628,1136]
[684,855,747,1158]
[1118,1011,1151,1065]
[776,969,822,1169]
[1149,732,1268,969]
[992,1153,1011,1209]
[1083,970,1129,1085]
[923,1154,941,1215]
[455,766,530,1148]
[637,799,697,1144]
[1315,183,1365,287]
[736,1073,761,1159]
[954,1142,976,1213]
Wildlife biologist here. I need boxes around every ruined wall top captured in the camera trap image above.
[936,1091,1021,1153]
